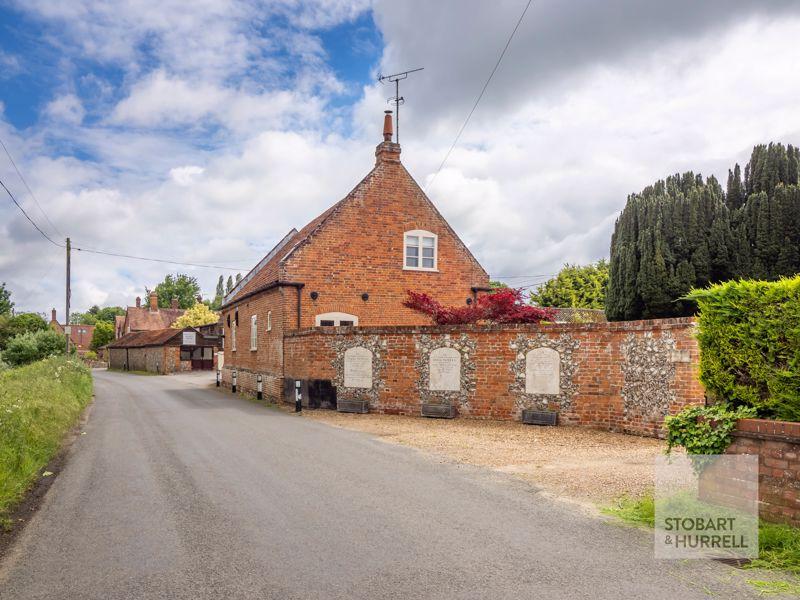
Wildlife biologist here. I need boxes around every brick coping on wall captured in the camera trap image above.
[283,316,697,338]
[734,418,800,443]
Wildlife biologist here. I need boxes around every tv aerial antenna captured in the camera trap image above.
[378,67,424,144]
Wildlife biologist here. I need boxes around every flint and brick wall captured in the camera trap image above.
[109,346,190,374]
[725,419,800,525]
[277,317,703,437]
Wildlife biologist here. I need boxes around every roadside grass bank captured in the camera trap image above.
[0,357,93,528]
[605,493,800,594]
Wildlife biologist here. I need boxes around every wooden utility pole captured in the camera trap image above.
[65,237,71,354]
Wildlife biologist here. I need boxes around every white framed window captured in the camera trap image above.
[250,315,257,350]
[404,230,437,271]
[231,322,237,352]
[315,312,359,327]
[267,311,272,332]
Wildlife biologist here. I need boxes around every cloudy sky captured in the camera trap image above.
[1,0,799,314]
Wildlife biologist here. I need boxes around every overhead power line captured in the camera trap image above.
[1,176,64,247]
[0,135,63,238]
[72,245,246,271]
[491,273,552,279]
[425,0,533,192]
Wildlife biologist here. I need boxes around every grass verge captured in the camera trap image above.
[0,357,93,526]
[604,492,800,594]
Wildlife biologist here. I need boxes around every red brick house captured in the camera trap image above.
[49,309,95,355]
[221,112,490,399]
[115,292,185,338]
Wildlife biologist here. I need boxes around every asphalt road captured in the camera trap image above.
[0,369,757,599]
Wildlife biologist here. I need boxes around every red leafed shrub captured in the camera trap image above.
[403,289,555,325]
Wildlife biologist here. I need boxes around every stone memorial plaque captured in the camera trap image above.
[670,349,690,363]
[429,347,461,391]
[344,347,373,389]
[525,347,560,395]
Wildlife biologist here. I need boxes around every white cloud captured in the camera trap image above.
[44,94,85,124]
[170,166,205,186]
[0,51,21,78]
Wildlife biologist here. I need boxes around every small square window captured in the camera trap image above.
[404,230,437,271]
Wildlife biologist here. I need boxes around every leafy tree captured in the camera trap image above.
[146,273,201,309]
[0,282,13,315]
[70,312,96,325]
[211,275,225,310]
[607,142,800,320]
[489,280,509,289]
[171,303,219,328]
[529,260,609,309]
[3,329,65,366]
[0,312,48,349]
[91,321,115,350]
[71,306,124,325]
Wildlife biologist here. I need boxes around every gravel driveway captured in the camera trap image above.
[302,412,669,506]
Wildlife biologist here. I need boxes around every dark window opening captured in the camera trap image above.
[339,320,354,326]
[320,320,335,327]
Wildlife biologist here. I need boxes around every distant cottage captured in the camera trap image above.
[221,112,491,399]
[49,309,94,355]
[115,291,185,338]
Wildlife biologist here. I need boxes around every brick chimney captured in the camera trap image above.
[149,291,158,311]
[51,308,57,324]
[171,297,179,309]
[135,296,141,308]
[375,110,401,165]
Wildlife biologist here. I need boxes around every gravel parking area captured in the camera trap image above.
[303,411,669,507]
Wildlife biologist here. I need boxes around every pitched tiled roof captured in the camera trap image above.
[107,328,183,348]
[125,306,185,331]
[223,177,363,306]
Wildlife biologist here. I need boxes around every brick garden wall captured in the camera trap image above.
[277,317,704,437]
[108,346,189,374]
[725,419,800,525]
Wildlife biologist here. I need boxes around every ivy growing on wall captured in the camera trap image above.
[665,404,756,455]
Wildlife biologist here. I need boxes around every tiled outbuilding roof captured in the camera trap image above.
[107,328,183,348]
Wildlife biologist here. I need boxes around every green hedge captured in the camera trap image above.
[0,357,92,524]
[686,276,800,421]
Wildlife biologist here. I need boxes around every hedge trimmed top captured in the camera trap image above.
[687,275,800,421]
